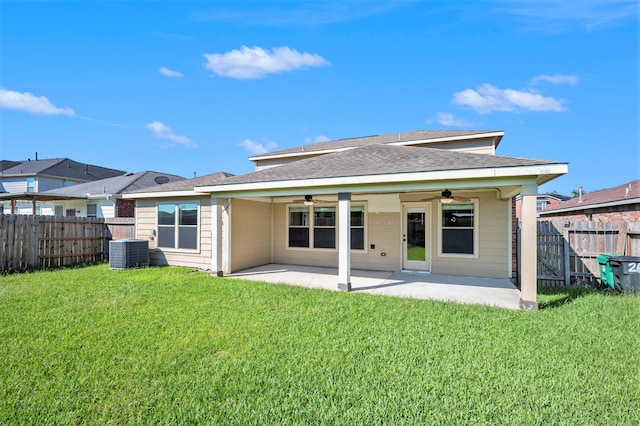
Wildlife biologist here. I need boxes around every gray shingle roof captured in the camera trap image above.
[251,130,502,158]
[0,158,126,181]
[541,179,640,213]
[203,144,562,187]
[0,160,21,172]
[125,171,234,194]
[41,171,185,197]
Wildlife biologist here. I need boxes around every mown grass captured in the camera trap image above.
[1,264,638,424]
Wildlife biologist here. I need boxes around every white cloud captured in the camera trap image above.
[530,74,578,85]
[146,121,196,147]
[436,112,472,127]
[203,46,331,79]
[452,84,567,114]
[0,88,74,116]
[305,135,331,143]
[159,67,184,78]
[239,138,278,155]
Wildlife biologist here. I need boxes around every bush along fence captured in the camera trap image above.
[0,215,134,272]
[536,220,640,288]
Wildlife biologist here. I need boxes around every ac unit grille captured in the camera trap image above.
[109,239,149,269]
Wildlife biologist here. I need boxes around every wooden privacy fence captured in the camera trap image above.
[537,220,640,288]
[0,215,135,271]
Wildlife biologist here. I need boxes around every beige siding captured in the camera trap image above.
[272,195,402,271]
[431,192,510,278]
[230,199,272,272]
[135,197,212,269]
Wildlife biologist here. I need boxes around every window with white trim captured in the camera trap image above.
[287,204,365,250]
[350,206,365,250]
[26,178,35,193]
[157,202,199,250]
[441,202,476,255]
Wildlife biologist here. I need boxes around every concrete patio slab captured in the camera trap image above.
[226,264,522,310]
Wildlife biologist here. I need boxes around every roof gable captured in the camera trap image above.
[0,158,126,181]
[249,129,503,161]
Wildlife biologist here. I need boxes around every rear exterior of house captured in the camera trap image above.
[127,131,567,308]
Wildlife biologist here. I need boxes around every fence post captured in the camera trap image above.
[563,227,571,286]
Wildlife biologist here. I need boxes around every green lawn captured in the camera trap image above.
[1,264,639,424]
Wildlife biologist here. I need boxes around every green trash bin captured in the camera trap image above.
[597,253,618,289]
[609,256,640,295]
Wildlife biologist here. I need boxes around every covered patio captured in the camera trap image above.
[227,264,522,309]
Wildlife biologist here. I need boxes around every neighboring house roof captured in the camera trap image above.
[539,193,572,202]
[250,129,503,160]
[0,160,21,172]
[0,158,126,181]
[124,171,234,197]
[540,179,640,215]
[206,144,563,188]
[40,171,186,199]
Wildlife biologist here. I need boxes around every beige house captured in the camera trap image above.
[125,130,568,309]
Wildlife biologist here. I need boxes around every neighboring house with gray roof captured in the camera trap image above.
[538,179,640,223]
[0,171,184,217]
[126,129,567,309]
[0,157,127,214]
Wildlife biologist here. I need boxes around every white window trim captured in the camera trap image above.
[155,201,201,253]
[285,203,368,252]
[437,199,479,259]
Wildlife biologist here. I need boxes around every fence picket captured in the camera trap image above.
[0,215,134,272]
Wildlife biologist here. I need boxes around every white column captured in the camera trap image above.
[338,192,351,291]
[520,183,538,309]
[211,196,224,276]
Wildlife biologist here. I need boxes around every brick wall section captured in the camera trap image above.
[512,197,518,282]
[116,199,135,218]
[539,204,640,223]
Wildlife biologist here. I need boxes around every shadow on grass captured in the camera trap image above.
[538,285,619,309]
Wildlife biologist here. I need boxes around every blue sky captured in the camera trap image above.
[1,1,637,195]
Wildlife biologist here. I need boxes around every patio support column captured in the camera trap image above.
[10,200,15,214]
[32,199,36,215]
[210,196,224,277]
[338,192,351,291]
[520,183,538,310]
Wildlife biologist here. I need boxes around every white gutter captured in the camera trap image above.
[122,190,209,199]
[539,197,640,215]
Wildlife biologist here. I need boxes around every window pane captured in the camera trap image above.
[350,207,364,226]
[289,228,309,247]
[179,203,198,226]
[314,228,335,249]
[158,204,175,225]
[442,204,474,228]
[314,207,335,227]
[158,226,175,248]
[442,229,474,254]
[289,207,309,226]
[87,204,97,217]
[351,228,364,250]
[178,227,198,249]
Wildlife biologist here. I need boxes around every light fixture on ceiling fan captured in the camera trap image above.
[440,189,454,204]
[304,195,314,206]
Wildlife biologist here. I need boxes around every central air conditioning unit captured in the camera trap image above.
[109,239,149,270]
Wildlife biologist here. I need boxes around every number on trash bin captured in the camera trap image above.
[629,262,639,273]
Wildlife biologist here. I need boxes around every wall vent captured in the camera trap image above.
[109,239,149,269]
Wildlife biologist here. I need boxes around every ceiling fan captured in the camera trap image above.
[291,195,332,205]
[421,189,471,203]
